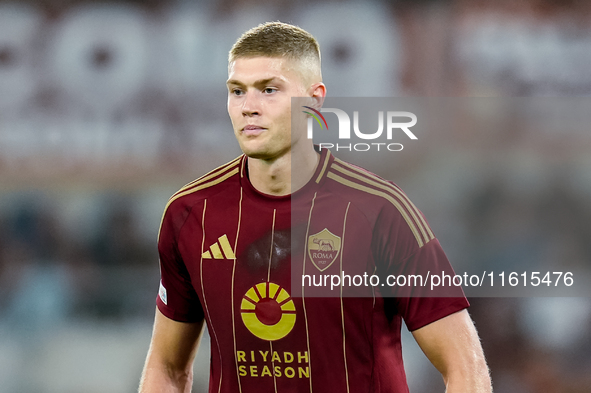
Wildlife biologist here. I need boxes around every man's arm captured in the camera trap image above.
[412,309,492,393]
[139,308,205,393]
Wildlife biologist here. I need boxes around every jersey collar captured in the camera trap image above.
[240,147,333,208]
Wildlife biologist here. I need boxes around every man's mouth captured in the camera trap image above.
[242,125,266,136]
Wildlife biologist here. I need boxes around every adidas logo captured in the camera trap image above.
[202,234,236,259]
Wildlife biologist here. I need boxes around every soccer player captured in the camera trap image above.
[139,22,491,393]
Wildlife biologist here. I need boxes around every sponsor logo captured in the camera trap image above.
[308,228,342,272]
[202,234,235,259]
[241,282,296,341]
[236,350,309,379]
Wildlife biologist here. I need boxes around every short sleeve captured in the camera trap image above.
[156,202,204,322]
[389,239,469,331]
[372,196,469,331]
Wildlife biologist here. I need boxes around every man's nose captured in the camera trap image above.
[242,92,260,116]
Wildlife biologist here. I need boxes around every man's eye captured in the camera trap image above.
[232,89,243,96]
[264,88,277,94]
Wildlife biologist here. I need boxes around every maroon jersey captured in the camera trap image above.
[156,149,468,393]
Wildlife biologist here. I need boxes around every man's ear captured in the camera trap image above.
[308,82,326,110]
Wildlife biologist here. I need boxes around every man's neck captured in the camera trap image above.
[247,145,320,196]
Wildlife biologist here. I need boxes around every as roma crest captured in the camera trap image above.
[308,228,342,272]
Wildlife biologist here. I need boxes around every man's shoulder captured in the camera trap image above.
[164,155,243,214]
[323,155,434,248]
[324,155,404,205]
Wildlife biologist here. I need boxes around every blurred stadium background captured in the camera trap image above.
[0,0,590,392]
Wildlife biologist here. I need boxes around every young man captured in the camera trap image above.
[139,22,492,393]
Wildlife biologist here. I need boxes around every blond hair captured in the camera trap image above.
[229,22,322,82]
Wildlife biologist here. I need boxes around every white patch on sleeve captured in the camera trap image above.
[158,281,168,305]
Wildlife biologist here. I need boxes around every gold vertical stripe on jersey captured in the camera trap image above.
[219,234,235,259]
[231,188,244,393]
[199,200,224,393]
[332,161,433,244]
[302,192,317,393]
[157,167,240,242]
[267,209,276,283]
[269,340,278,393]
[340,202,351,393]
[202,250,211,259]
[267,209,279,393]
[326,171,425,247]
[315,150,331,183]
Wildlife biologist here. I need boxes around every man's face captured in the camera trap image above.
[227,56,310,160]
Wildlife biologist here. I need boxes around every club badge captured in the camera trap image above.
[307,228,342,272]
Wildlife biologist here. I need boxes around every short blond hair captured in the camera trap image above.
[229,22,321,81]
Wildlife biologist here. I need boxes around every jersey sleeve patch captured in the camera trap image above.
[158,280,168,305]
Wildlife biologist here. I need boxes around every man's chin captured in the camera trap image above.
[238,140,271,159]
[239,144,289,161]
[241,149,273,160]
